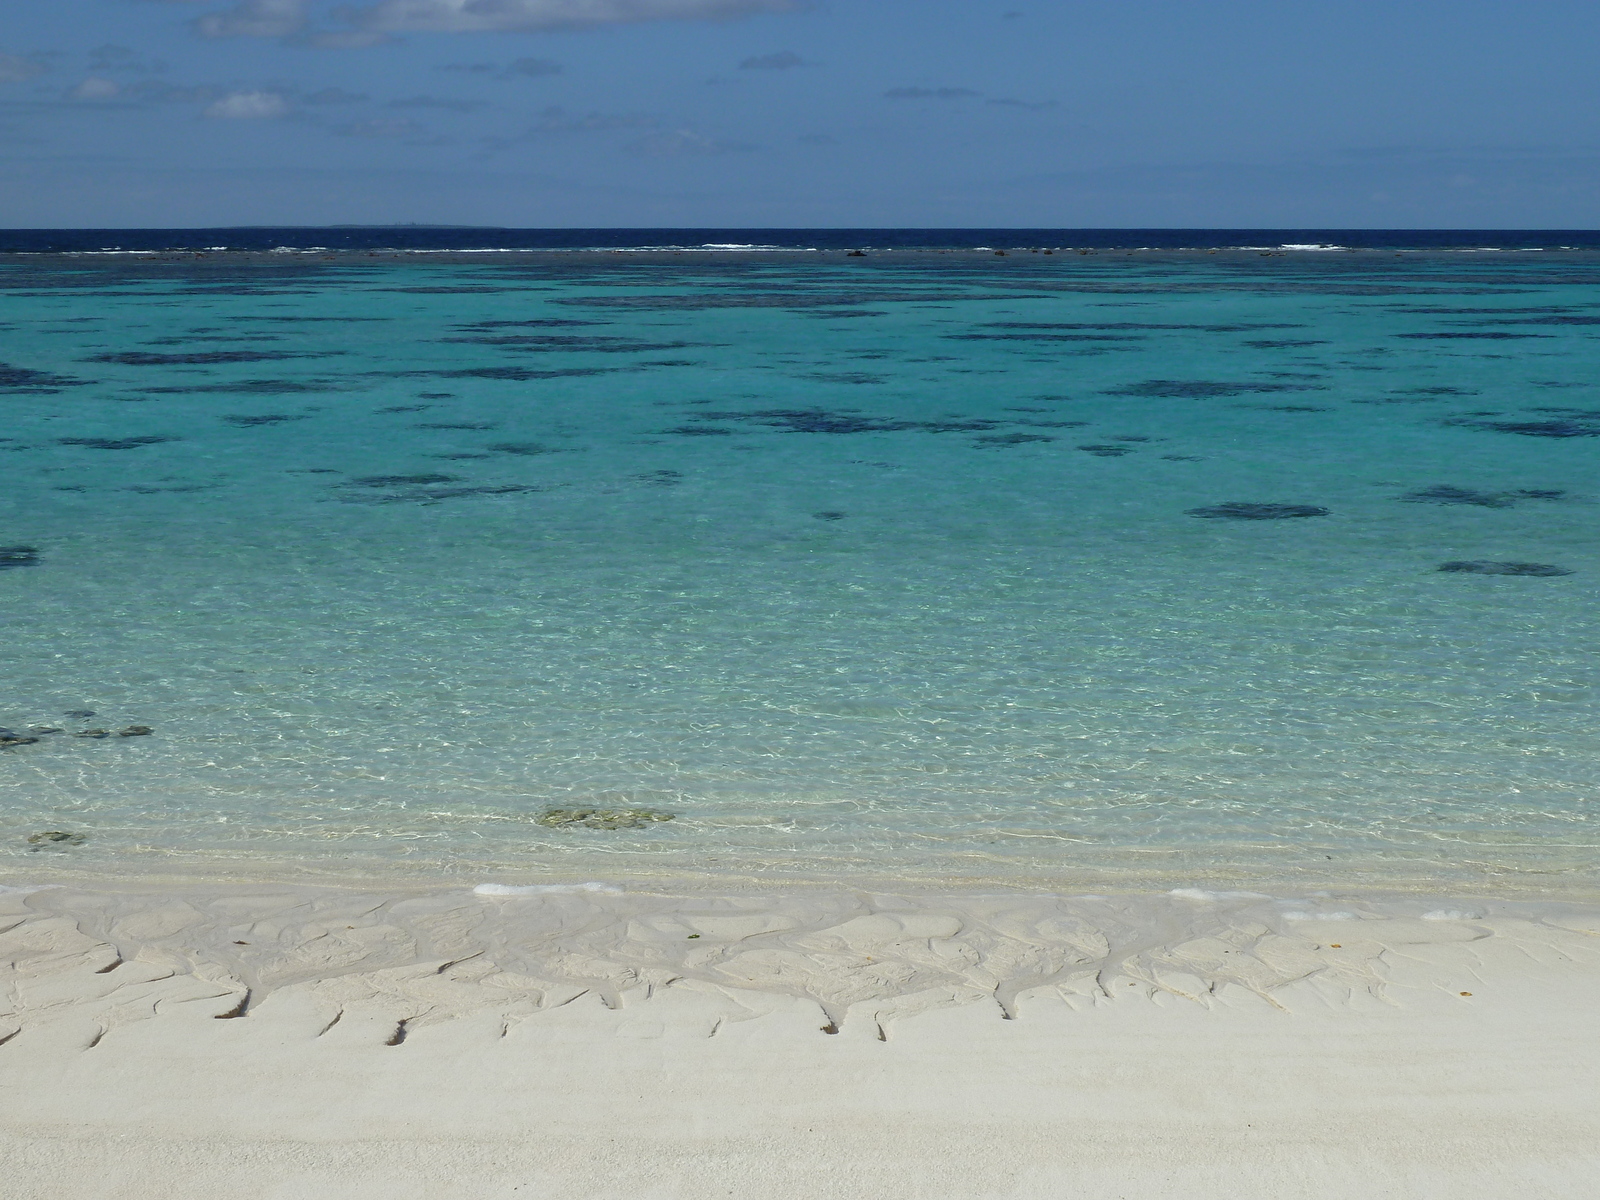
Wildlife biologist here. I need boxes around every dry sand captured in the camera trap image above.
[1,880,1596,1198]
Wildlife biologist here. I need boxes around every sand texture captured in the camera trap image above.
[1,881,1597,1198]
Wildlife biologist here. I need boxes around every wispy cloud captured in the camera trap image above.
[0,52,51,84]
[67,77,123,101]
[203,89,290,118]
[740,51,805,70]
[88,45,168,73]
[388,94,488,112]
[884,86,979,100]
[628,128,753,155]
[181,0,801,41]
[193,0,307,38]
[304,86,368,104]
[441,58,562,78]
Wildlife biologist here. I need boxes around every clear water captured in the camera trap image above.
[2,248,1597,892]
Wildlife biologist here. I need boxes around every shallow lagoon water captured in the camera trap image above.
[1,248,1597,891]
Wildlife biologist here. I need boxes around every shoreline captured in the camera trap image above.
[2,878,1597,1197]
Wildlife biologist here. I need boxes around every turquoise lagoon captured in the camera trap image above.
[0,248,1596,892]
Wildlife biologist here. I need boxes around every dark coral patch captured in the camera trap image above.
[1106,380,1327,399]
[974,432,1053,446]
[87,351,317,365]
[1437,561,1573,576]
[1187,503,1330,520]
[1395,332,1551,340]
[1400,485,1515,508]
[57,436,177,450]
[1445,416,1600,438]
[486,442,557,456]
[0,363,90,394]
[222,414,311,426]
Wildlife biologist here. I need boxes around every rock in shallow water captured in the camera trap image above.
[536,808,675,831]
[26,831,86,849]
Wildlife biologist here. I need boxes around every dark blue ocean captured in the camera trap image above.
[1,232,1596,891]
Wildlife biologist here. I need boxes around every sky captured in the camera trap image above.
[2,0,1600,228]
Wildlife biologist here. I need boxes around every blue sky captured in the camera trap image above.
[2,0,1599,227]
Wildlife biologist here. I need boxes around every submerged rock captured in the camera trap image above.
[536,807,675,831]
[73,729,111,738]
[26,831,86,850]
[1436,561,1574,577]
[63,709,95,718]
[1187,503,1331,520]
[118,725,154,737]
[0,733,40,747]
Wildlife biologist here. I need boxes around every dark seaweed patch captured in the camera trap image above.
[334,474,539,504]
[422,367,623,381]
[1444,415,1600,438]
[982,322,1304,332]
[414,422,498,431]
[138,380,342,395]
[1437,561,1573,577]
[57,436,177,450]
[485,442,556,456]
[947,333,1145,342]
[1469,315,1600,325]
[451,319,604,330]
[691,408,1004,435]
[1187,503,1329,520]
[797,372,887,384]
[0,545,40,570]
[554,292,1035,311]
[87,351,317,365]
[441,336,698,353]
[662,426,734,436]
[1394,332,1551,340]
[0,363,90,394]
[1400,484,1566,507]
[348,473,462,487]
[1243,340,1327,349]
[1106,379,1327,398]
[222,414,311,426]
[974,432,1054,446]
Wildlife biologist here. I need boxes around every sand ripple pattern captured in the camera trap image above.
[2,885,1596,1048]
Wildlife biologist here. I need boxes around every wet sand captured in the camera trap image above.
[1,880,1597,1198]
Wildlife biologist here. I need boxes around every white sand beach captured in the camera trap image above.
[1,880,1596,1198]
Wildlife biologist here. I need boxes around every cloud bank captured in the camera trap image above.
[184,0,800,40]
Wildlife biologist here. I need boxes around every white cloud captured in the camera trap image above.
[194,0,308,38]
[68,77,123,101]
[188,0,799,38]
[628,128,753,155]
[203,89,290,118]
